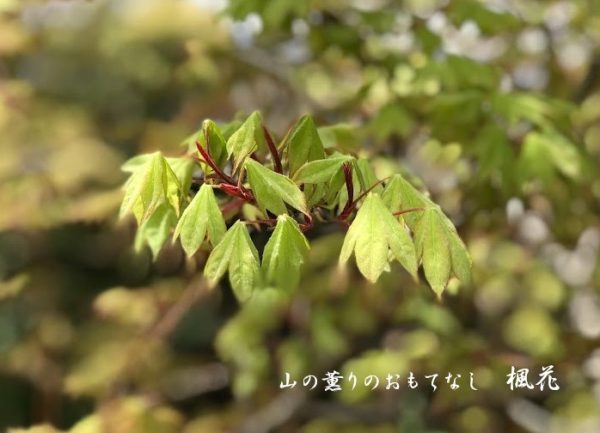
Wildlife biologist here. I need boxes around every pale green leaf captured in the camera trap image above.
[382,175,472,294]
[173,184,226,257]
[292,154,352,184]
[165,157,194,194]
[382,174,431,228]
[339,193,417,283]
[283,115,326,177]
[120,152,171,224]
[164,159,183,216]
[134,204,177,259]
[415,209,451,297]
[448,227,472,284]
[262,215,310,292]
[245,158,308,216]
[354,158,383,194]
[204,221,260,302]
[318,123,360,151]
[124,154,193,199]
[518,130,582,185]
[226,111,264,172]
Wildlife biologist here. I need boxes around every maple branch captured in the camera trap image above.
[218,183,254,202]
[148,279,209,340]
[263,126,282,174]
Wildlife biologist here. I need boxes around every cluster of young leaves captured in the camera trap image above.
[119,112,471,301]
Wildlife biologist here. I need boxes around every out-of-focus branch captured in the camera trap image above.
[146,278,209,340]
[574,54,600,102]
[238,390,306,433]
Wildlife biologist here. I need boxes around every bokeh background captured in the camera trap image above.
[1,0,600,432]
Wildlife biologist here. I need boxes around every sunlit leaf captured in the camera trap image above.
[518,130,583,185]
[204,221,261,302]
[173,184,226,257]
[491,92,574,130]
[226,111,264,172]
[245,158,308,216]
[339,193,417,283]
[134,203,177,259]
[318,123,361,151]
[120,152,182,224]
[382,175,472,294]
[283,114,326,177]
[262,215,310,292]
[292,154,352,184]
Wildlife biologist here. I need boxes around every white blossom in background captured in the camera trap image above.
[570,292,600,339]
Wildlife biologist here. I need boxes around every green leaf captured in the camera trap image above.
[123,154,193,194]
[354,158,383,194]
[449,0,519,34]
[164,159,184,216]
[415,209,471,296]
[382,174,431,228]
[283,115,326,177]
[226,111,264,172]
[382,175,472,294]
[173,184,226,257]
[367,103,415,140]
[318,123,361,151]
[245,158,308,216]
[134,204,177,259]
[166,157,194,195]
[204,221,261,302]
[414,209,452,297]
[120,152,182,224]
[262,215,310,292]
[518,130,583,185]
[339,193,417,283]
[474,124,516,191]
[491,92,573,130]
[292,154,352,184]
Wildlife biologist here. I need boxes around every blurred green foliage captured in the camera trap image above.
[1,0,600,433]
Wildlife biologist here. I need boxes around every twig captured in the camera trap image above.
[353,176,390,204]
[238,390,306,433]
[146,279,209,340]
[393,207,425,217]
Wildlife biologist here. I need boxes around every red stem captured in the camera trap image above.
[338,175,391,221]
[338,162,354,220]
[353,177,390,204]
[393,207,425,216]
[220,198,245,215]
[263,126,282,174]
[196,136,235,185]
[218,183,254,202]
[299,212,314,232]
